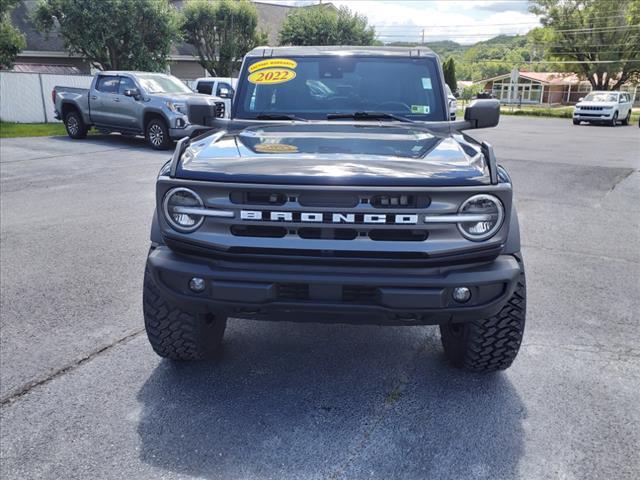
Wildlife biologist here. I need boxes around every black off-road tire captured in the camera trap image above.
[145,118,172,150]
[440,254,526,373]
[64,110,88,139]
[143,269,226,360]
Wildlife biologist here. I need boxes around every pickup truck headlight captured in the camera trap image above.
[166,100,188,115]
[163,187,204,232]
[457,194,504,241]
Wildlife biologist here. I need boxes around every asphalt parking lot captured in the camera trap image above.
[1,116,639,479]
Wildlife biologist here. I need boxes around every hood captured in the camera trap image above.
[576,101,616,108]
[176,123,490,186]
[150,92,214,101]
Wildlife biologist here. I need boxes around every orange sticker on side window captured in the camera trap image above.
[249,58,297,73]
[248,68,296,85]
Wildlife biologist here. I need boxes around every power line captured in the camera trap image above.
[376,24,640,38]
[470,59,640,64]
[371,13,633,29]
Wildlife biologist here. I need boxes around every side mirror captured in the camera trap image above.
[219,88,233,99]
[124,88,141,100]
[464,99,500,129]
[578,97,584,102]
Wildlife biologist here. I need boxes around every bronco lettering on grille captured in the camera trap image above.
[240,210,419,224]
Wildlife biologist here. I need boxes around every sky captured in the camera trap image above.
[256,0,542,44]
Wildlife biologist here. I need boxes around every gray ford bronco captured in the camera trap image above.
[143,46,526,372]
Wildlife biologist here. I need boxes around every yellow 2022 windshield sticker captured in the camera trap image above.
[249,58,297,73]
[248,68,296,85]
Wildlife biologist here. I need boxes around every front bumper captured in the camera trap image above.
[168,123,210,140]
[146,246,522,326]
[573,110,614,121]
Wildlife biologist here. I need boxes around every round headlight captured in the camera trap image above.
[457,194,504,241]
[163,187,204,232]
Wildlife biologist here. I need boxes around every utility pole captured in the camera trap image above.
[421,29,425,45]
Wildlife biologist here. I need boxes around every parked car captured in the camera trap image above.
[445,84,457,120]
[53,71,223,149]
[143,46,526,373]
[573,91,633,126]
[192,77,237,118]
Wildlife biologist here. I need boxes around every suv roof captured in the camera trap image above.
[245,45,437,58]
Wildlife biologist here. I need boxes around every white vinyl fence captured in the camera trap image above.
[0,71,93,123]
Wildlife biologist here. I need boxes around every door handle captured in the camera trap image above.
[113,98,120,102]
[90,95,97,100]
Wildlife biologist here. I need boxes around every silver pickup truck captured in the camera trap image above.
[52,71,224,149]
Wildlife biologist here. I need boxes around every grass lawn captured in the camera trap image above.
[0,122,69,138]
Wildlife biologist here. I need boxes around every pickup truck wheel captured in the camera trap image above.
[64,111,88,139]
[143,268,227,360]
[440,253,526,373]
[145,118,171,150]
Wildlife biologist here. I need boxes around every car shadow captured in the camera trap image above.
[136,322,525,479]
[48,133,176,152]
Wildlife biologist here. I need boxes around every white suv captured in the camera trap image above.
[573,91,633,126]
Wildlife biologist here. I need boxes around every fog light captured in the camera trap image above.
[452,287,471,303]
[189,277,206,293]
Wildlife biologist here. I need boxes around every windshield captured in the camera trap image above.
[583,92,618,102]
[137,74,192,94]
[235,55,446,121]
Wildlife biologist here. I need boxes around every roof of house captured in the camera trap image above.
[9,63,83,74]
[11,0,327,59]
[478,70,588,85]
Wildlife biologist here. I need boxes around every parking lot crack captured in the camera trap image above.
[0,329,144,407]
[606,168,636,194]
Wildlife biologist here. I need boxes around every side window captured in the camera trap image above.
[216,82,234,98]
[118,76,137,94]
[196,81,214,95]
[96,76,119,94]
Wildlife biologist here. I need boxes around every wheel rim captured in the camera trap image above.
[149,124,164,146]
[67,116,79,135]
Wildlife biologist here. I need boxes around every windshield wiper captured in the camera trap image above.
[255,114,308,122]
[327,111,414,123]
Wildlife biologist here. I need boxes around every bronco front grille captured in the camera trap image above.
[160,181,510,266]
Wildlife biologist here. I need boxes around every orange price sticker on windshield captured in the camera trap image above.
[248,68,297,85]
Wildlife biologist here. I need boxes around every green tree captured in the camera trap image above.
[443,58,457,93]
[181,0,265,77]
[33,0,179,71]
[279,5,375,46]
[530,0,640,89]
[0,0,25,69]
